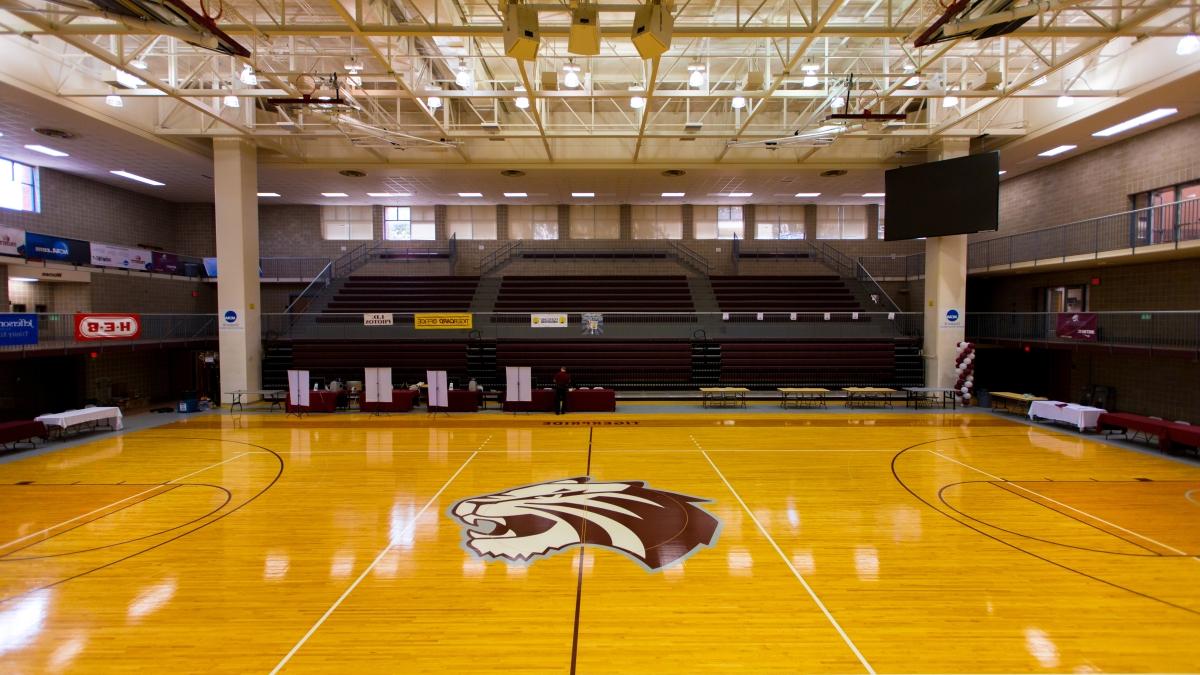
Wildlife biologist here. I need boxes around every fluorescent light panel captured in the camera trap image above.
[794,192,821,197]
[110,170,164,186]
[863,192,885,197]
[367,192,411,197]
[322,192,349,197]
[1092,108,1177,137]
[1038,145,1077,157]
[24,144,69,157]
[9,277,38,283]
[661,192,685,197]
[572,192,595,197]
[998,171,1007,176]
[726,192,753,197]
[458,192,483,197]
[504,192,528,197]
[258,192,281,197]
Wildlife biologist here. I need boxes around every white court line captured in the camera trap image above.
[924,449,1191,556]
[0,451,251,552]
[692,436,876,674]
[269,434,490,674]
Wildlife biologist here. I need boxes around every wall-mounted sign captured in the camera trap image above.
[220,309,244,331]
[24,232,91,266]
[581,312,604,335]
[1056,313,1097,341]
[364,313,394,326]
[90,242,154,271]
[0,225,24,257]
[531,313,568,328]
[0,314,38,346]
[75,313,141,341]
[414,313,473,330]
[941,308,962,329]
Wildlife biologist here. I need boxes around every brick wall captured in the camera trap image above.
[982,113,1200,240]
[968,258,1200,312]
[1069,351,1200,421]
[175,203,216,257]
[0,265,7,307]
[89,274,216,313]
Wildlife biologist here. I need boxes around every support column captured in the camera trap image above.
[681,204,695,239]
[803,204,818,241]
[619,204,633,240]
[213,138,262,402]
[923,139,970,388]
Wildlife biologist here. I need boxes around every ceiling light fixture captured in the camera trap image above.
[455,61,473,88]
[367,192,412,197]
[661,192,685,197]
[1056,95,1074,108]
[903,75,920,87]
[258,192,281,197]
[427,87,442,111]
[322,192,349,197]
[223,94,239,108]
[687,62,707,88]
[344,56,363,74]
[514,85,529,110]
[458,192,483,197]
[572,192,595,198]
[563,60,583,89]
[105,94,123,108]
[801,60,819,88]
[9,277,38,283]
[629,85,645,110]
[1177,33,1200,56]
[1037,144,1077,157]
[863,192,885,197]
[1031,76,1048,87]
[831,95,845,109]
[998,171,1007,176]
[114,69,144,89]
[129,58,148,70]
[504,192,528,197]
[731,95,746,110]
[110,170,164,186]
[239,64,258,86]
[795,192,821,197]
[726,192,752,197]
[24,144,69,157]
[1092,108,1178,137]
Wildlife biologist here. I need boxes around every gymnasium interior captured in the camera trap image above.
[1,0,1199,671]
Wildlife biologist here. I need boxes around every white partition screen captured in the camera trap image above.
[427,370,449,408]
[505,366,532,402]
[287,370,310,407]
[364,367,393,403]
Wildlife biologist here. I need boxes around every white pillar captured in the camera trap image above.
[922,139,969,388]
[213,138,262,402]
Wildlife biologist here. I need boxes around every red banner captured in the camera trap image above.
[75,313,142,341]
[1055,313,1097,341]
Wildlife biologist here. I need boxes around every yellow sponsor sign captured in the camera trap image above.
[414,313,473,330]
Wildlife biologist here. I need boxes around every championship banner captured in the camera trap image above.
[24,232,91,266]
[414,313,473,330]
[90,242,154,271]
[75,313,141,341]
[1056,313,1098,341]
[0,314,38,346]
[364,313,394,326]
[531,313,568,328]
[0,225,24,257]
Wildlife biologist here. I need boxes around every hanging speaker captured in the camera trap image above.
[568,3,601,56]
[631,0,673,60]
[504,3,541,61]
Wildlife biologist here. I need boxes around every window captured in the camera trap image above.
[322,205,373,240]
[877,205,885,240]
[0,157,38,212]
[509,205,559,239]
[570,205,620,239]
[632,205,682,239]
[1130,180,1200,243]
[384,206,437,240]
[694,206,744,239]
[816,205,867,239]
[446,206,496,240]
[755,205,806,240]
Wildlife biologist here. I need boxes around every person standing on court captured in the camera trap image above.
[554,367,572,415]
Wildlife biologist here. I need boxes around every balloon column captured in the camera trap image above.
[954,341,975,405]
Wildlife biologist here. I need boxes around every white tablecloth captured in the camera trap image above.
[36,407,124,431]
[1028,401,1105,431]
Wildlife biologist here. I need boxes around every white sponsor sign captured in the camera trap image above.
[90,242,153,270]
[0,225,24,257]
[530,313,568,328]
[364,313,394,326]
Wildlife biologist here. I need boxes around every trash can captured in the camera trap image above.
[178,390,199,413]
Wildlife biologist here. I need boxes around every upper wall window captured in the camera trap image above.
[322,205,373,240]
[0,157,38,212]
[509,205,559,239]
[694,206,744,239]
[570,205,620,239]
[816,205,867,240]
[756,205,806,240]
[446,205,496,240]
[632,205,682,239]
[386,206,436,240]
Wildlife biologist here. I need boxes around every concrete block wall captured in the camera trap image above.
[967,258,1200,312]
[1069,351,1200,422]
[89,274,216,313]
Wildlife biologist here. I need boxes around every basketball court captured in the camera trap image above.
[4,411,1199,673]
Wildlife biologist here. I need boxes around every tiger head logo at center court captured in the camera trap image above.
[449,477,721,571]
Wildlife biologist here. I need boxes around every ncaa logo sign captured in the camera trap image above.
[224,310,238,324]
[945,309,959,323]
[220,309,244,331]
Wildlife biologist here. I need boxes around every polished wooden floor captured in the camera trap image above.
[2,411,1199,673]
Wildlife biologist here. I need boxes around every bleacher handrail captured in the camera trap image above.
[284,261,333,314]
[853,260,902,314]
[478,240,523,274]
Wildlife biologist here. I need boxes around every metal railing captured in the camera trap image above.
[858,254,925,280]
[853,260,902,313]
[283,262,333,314]
[668,240,712,274]
[260,257,332,279]
[968,311,1200,352]
[968,197,1200,270]
[0,313,217,354]
[805,240,856,277]
[263,311,922,342]
[479,240,523,274]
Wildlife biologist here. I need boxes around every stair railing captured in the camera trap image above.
[479,240,523,275]
[667,240,712,274]
[804,240,856,278]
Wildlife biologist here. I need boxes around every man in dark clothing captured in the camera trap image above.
[553,367,571,415]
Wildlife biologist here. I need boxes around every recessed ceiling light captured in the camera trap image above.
[110,170,164,186]
[794,192,821,197]
[863,192,885,197]
[726,192,753,198]
[458,192,483,197]
[24,144,69,157]
[1092,108,1178,137]
[572,192,595,198]
[661,192,685,197]
[998,171,1007,176]
[105,95,124,108]
[322,192,349,197]
[367,192,412,197]
[1037,145,1077,157]
[258,192,281,197]
[504,192,528,197]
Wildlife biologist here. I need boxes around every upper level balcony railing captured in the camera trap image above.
[0,314,217,355]
[967,311,1200,353]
